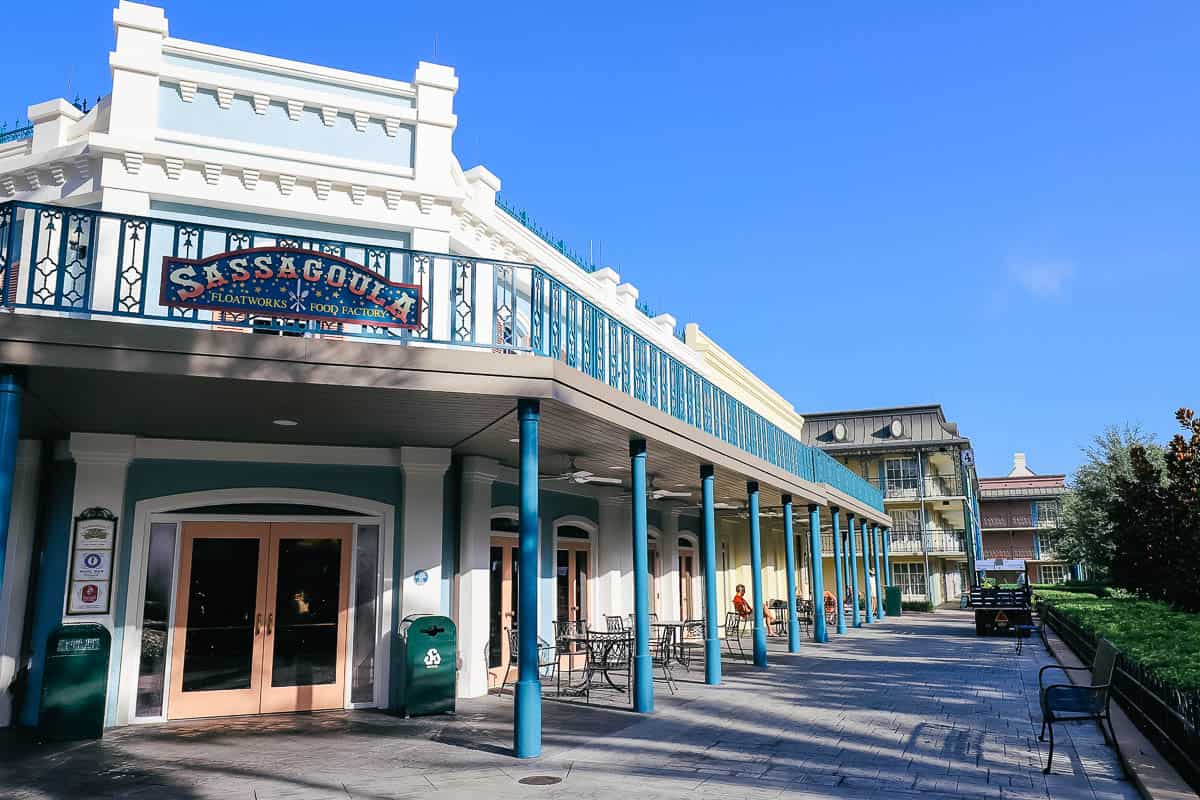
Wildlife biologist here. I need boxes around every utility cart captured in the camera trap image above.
[968,559,1032,636]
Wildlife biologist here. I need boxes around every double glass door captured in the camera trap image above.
[555,542,590,624]
[487,537,519,685]
[678,547,696,620]
[167,522,352,719]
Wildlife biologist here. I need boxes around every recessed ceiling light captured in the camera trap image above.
[609,466,623,470]
[273,419,299,427]
[675,483,688,488]
[509,438,520,443]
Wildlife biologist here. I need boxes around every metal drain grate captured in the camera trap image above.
[518,775,563,786]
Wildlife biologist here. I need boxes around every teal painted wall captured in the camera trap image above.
[104,459,404,725]
[17,458,76,727]
[490,483,598,637]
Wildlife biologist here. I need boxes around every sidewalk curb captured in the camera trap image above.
[1039,621,1199,800]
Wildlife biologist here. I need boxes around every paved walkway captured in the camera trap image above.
[0,610,1138,800]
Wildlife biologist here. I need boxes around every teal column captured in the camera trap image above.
[747,481,767,667]
[0,372,22,597]
[842,527,853,610]
[830,507,846,634]
[782,494,800,653]
[883,528,893,585]
[700,465,721,684]
[808,504,828,643]
[861,518,874,624]
[630,439,653,712]
[847,514,861,627]
[873,525,885,617]
[514,399,541,758]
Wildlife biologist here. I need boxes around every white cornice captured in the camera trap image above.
[684,323,805,439]
[162,38,417,99]
[157,66,419,123]
[450,200,701,367]
[134,437,403,467]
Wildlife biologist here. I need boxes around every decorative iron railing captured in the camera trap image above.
[922,473,963,498]
[0,124,33,145]
[924,529,966,553]
[982,513,1034,529]
[810,447,883,512]
[981,545,1036,560]
[868,472,964,500]
[0,201,884,511]
[495,194,597,275]
[824,529,964,556]
[889,532,924,554]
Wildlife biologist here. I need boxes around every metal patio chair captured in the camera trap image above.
[650,623,677,695]
[769,600,789,637]
[796,598,814,636]
[1039,638,1122,774]
[498,628,558,697]
[721,611,748,662]
[604,615,626,632]
[582,630,632,702]
[553,619,588,693]
[677,620,706,670]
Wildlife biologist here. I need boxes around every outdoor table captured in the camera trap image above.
[652,621,694,666]
[558,633,631,695]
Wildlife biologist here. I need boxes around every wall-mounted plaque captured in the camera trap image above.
[66,508,118,616]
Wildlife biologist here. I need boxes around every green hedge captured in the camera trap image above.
[1031,582,1109,596]
[1033,588,1101,603]
[901,600,934,612]
[1039,594,1200,691]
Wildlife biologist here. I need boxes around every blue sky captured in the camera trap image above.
[5,1,1197,477]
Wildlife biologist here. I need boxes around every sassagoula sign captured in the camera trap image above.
[161,248,422,328]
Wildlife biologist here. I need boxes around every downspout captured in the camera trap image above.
[915,448,935,604]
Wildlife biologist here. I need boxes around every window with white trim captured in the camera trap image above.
[1040,564,1069,584]
[885,458,919,497]
[1035,501,1060,527]
[892,562,927,598]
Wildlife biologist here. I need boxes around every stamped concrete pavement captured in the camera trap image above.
[0,610,1138,800]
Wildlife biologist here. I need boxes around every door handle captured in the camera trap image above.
[255,613,263,636]
[266,613,274,634]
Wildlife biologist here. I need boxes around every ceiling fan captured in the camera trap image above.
[544,456,622,486]
[622,474,693,501]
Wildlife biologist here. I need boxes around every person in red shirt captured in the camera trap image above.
[732,584,773,629]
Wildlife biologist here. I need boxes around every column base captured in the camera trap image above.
[704,638,722,685]
[753,631,768,668]
[787,621,801,653]
[513,679,542,758]
[632,654,654,713]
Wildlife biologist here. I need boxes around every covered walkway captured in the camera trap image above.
[0,611,1137,800]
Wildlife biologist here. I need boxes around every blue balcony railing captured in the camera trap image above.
[0,124,33,145]
[0,200,883,511]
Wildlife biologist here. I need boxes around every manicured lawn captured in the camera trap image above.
[1036,589,1200,691]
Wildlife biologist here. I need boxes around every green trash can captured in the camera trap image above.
[884,586,902,617]
[394,614,456,717]
[39,623,111,742]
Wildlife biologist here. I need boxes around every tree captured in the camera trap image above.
[1058,426,1164,578]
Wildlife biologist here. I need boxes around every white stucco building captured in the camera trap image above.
[0,1,888,736]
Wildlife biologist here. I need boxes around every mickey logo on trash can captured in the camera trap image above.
[423,648,441,669]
